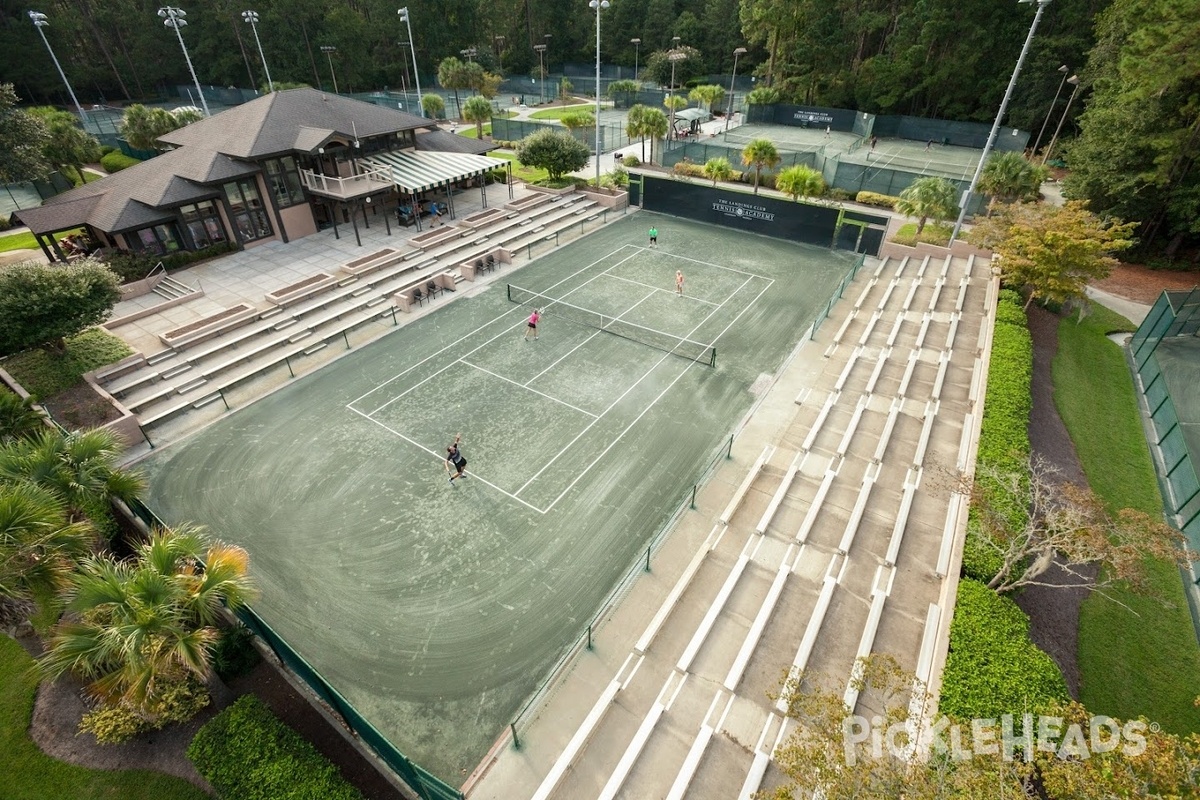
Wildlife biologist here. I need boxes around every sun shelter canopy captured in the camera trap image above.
[363,150,507,194]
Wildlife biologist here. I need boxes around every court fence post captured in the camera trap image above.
[690,484,697,509]
[510,722,521,750]
[644,546,651,572]
[218,389,230,410]
[726,434,734,459]
[285,355,295,378]
[343,331,351,349]
[587,625,592,650]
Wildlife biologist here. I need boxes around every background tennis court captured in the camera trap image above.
[140,212,859,782]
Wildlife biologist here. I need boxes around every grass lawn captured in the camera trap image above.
[458,124,490,139]
[529,104,595,121]
[1,634,209,800]
[0,228,85,255]
[487,150,550,184]
[1053,304,1200,736]
[1,329,132,401]
[890,222,952,247]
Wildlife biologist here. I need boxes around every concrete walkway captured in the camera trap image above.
[1086,285,1151,326]
[469,251,995,798]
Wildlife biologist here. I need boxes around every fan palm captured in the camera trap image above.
[0,482,93,619]
[641,108,668,165]
[704,157,734,186]
[462,96,492,140]
[895,176,959,234]
[741,138,781,194]
[978,151,1047,213]
[0,392,45,443]
[776,164,827,201]
[39,526,257,711]
[0,428,144,524]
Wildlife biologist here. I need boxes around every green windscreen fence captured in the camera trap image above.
[122,497,464,800]
[491,117,633,152]
[1131,289,1200,560]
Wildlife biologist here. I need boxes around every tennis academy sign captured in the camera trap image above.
[712,197,776,223]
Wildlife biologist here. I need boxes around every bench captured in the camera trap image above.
[159,303,259,349]
[264,272,339,306]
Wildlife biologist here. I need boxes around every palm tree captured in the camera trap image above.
[642,108,669,165]
[119,104,182,151]
[0,392,44,443]
[462,96,492,140]
[0,482,93,623]
[978,151,1048,213]
[0,428,145,528]
[437,56,471,119]
[688,85,726,114]
[626,104,649,162]
[776,164,827,201]
[704,157,734,186]
[741,138,781,194]
[895,176,959,235]
[560,110,596,144]
[421,93,446,120]
[39,526,257,714]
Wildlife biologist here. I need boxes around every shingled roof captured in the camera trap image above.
[158,88,433,159]
[19,89,437,236]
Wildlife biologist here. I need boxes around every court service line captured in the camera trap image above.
[524,331,603,387]
[344,406,548,514]
[459,360,599,418]
[630,245,769,280]
[602,273,720,306]
[348,244,643,409]
[531,275,756,510]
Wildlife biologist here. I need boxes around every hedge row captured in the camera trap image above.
[187,695,364,800]
[961,288,1032,582]
[939,579,1069,720]
[854,190,901,209]
[100,151,141,173]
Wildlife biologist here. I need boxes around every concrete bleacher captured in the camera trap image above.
[475,247,996,800]
[101,190,616,428]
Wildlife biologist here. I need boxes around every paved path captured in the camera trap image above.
[1086,285,1151,325]
[469,251,996,799]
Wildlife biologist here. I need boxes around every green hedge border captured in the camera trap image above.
[187,695,364,800]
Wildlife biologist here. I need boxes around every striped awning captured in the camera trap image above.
[362,150,507,194]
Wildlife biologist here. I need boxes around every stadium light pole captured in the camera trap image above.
[460,46,477,63]
[28,11,89,129]
[590,0,610,187]
[631,38,640,80]
[1042,74,1080,165]
[158,7,210,117]
[949,0,1050,245]
[534,43,547,104]
[1029,64,1068,157]
[725,46,747,133]
[398,8,423,116]
[667,45,687,142]
[320,45,339,94]
[241,10,273,93]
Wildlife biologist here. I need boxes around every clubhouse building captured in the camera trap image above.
[16,89,506,262]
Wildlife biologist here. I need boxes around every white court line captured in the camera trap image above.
[524,330,602,387]
[345,406,548,514]
[460,360,599,418]
[348,244,643,409]
[534,275,761,512]
[601,273,720,306]
[630,245,769,280]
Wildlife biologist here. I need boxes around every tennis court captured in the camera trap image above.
[139,212,859,782]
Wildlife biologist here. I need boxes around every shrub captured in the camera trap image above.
[672,161,706,179]
[0,259,122,356]
[939,579,1069,721]
[622,154,640,167]
[79,677,210,744]
[211,623,262,681]
[855,190,901,209]
[103,241,236,284]
[99,145,117,156]
[829,188,854,202]
[99,152,140,173]
[962,290,1032,583]
[0,214,11,231]
[188,695,364,800]
[80,705,146,744]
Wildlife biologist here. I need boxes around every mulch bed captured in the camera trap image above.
[41,382,122,430]
[1093,261,1200,305]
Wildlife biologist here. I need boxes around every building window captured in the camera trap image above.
[128,223,181,255]
[224,178,273,241]
[179,200,226,249]
[263,156,306,208]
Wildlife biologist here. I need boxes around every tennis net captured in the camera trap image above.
[507,284,717,367]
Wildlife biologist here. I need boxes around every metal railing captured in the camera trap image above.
[300,166,393,199]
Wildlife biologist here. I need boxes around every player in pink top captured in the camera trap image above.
[524,308,541,340]
[675,270,685,297]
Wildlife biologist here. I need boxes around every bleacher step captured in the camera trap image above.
[159,363,193,380]
[272,318,299,330]
[192,392,224,409]
[302,342,328,356]
[351,286,373,297]
[337,276,359,287]
[146,350,177,366]
[259,306,285,319]
[288,330,313,343]
[366,296,388,308]
[176,377,208,394]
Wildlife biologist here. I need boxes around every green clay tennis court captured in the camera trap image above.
[140,212,859,781]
